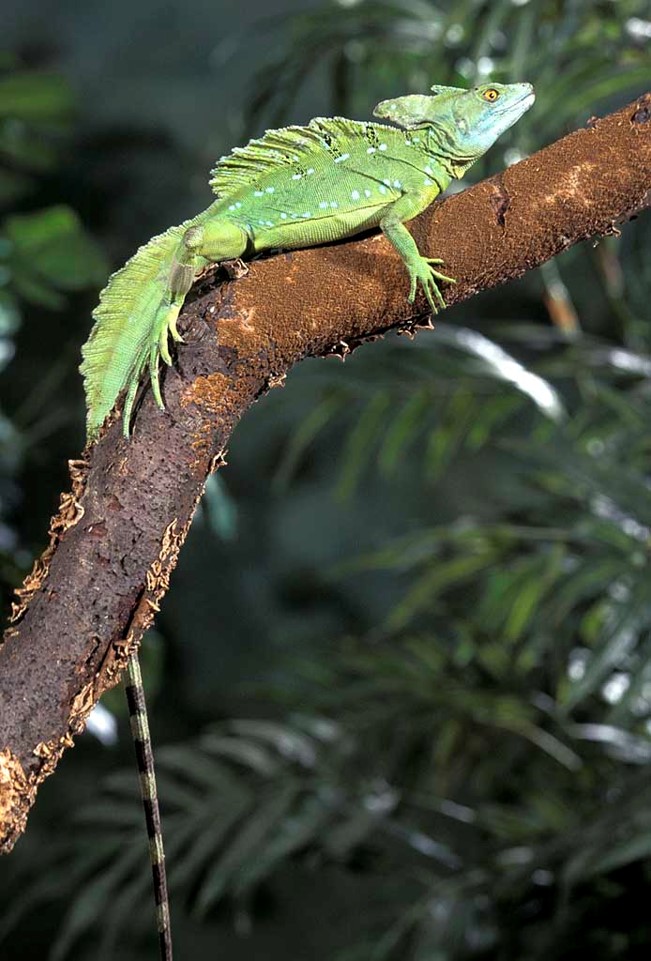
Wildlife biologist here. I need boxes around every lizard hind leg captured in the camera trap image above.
[119,218,250,438]
[119,298,187,437]
[183,219,249,264]
[163,218,249,346]
[145,220,249,428]
[159,219,249,359]
[160,217,248,369]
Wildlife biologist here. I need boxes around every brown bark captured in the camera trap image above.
[1,93,650,852]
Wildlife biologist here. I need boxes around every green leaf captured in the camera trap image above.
[0,72,74,121]
[4,206,107,304]
[337,390,392,499]
[195,783,301,913]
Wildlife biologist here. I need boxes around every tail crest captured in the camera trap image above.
[80,219,195,441]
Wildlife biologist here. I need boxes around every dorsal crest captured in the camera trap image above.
[209,117,366,198]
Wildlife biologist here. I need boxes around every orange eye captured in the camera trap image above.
[482,88,500,102]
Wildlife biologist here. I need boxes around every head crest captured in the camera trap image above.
[373,95,435,129]
[373,85,465,129]
[429,84,465,96]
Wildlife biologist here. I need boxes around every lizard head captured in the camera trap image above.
[374,81,535,161]
[449,82,535,156]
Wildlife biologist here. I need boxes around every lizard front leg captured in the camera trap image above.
[380,192,455,314]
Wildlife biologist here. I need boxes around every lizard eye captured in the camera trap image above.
[481,88,500,103]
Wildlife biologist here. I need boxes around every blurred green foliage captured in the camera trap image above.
[0,58,106,595]
[1,1,651,959]
[0,61,105,314]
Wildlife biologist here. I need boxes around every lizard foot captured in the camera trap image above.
[408,257,456,313]
[119,299,184,437]
[222,257,249,280]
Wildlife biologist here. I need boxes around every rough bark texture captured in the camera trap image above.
[1,93,650,852]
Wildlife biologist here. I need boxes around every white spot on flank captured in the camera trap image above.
[280,213,288,219]
[306,167,315,175]
[379,143,387,151]
[405,139,412,145]
[379,185,387,194]
[302,212,311,218]
[292,173,302,180]
[393,180,402,189]
[351,189,360,200]
[413,137,420,143]
[330,201,338,208]
[382,179,391,186]
[334,153,350,163]
[228,204,236,211]
[236,202,242,208]
[266,186,275,193]
[254,190,264,197]
[367,146,376,154]
[266,220,274,226]
[425,166,433,175]
[319,201,329,209]
[424,178,433,186]
[364,189,372,198]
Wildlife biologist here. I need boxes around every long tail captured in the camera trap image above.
[124,653,173,961]
[81,219,196,441]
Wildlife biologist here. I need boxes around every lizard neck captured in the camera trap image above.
[422,123,478,182]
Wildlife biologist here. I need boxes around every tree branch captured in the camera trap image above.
[1,92,650,852]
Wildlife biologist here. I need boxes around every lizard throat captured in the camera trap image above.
[423,125,477,180]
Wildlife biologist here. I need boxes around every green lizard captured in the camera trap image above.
[80,80,534,961]
[81,80,534,441]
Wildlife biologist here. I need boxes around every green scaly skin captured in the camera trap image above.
[81,81,534,442]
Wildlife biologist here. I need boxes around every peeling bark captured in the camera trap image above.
[1,92,650,852]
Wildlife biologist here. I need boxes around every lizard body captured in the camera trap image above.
[81,81,534,440]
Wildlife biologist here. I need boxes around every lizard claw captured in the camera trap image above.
[408,256,456,313]
[158,303,183,366]
[159,329,173,367]
[149,341,164,409]
[424,257,457,286]
[168,309,185,344]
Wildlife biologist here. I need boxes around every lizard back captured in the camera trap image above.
[209,118,445,250]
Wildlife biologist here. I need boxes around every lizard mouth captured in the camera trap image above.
[493,86,535,122]
[509,85,536,112]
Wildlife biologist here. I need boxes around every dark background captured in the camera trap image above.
[1,1,651,959]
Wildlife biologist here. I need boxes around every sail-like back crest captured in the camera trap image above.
[209,117,366,198]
